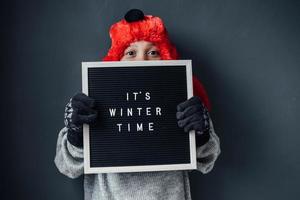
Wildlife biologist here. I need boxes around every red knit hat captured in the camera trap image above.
[102,9,211,111]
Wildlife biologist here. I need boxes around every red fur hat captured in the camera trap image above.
[103,9,178,61]
[102,9,211,111]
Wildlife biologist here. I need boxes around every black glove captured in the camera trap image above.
[176,96,210,146]
[64,92,98,147]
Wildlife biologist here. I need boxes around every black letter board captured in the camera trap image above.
[82,60,196,174]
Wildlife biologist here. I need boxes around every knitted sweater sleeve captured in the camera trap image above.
[54,127,84,179]
[195,117,221,174]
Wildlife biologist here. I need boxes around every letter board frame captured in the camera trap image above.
[82,60,196,174]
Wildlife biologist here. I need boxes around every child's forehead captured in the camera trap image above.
[127,40,157,48]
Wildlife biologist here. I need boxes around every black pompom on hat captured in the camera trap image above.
[124,9,145,22]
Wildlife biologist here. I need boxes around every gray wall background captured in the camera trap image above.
[1,0,300,199]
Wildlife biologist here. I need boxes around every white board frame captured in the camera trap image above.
[82,60,196,174]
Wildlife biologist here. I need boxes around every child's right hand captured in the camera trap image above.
[64,92,98,147]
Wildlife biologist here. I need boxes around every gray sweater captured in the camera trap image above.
[54,119,221,200]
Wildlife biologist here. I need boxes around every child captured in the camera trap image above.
[54,9,221,200]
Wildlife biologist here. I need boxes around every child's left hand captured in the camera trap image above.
[176,96,210,136]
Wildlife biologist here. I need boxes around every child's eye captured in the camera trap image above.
[125,50,136,57]
[147,50,160,57]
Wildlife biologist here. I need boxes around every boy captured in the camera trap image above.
[55,9,221,200]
